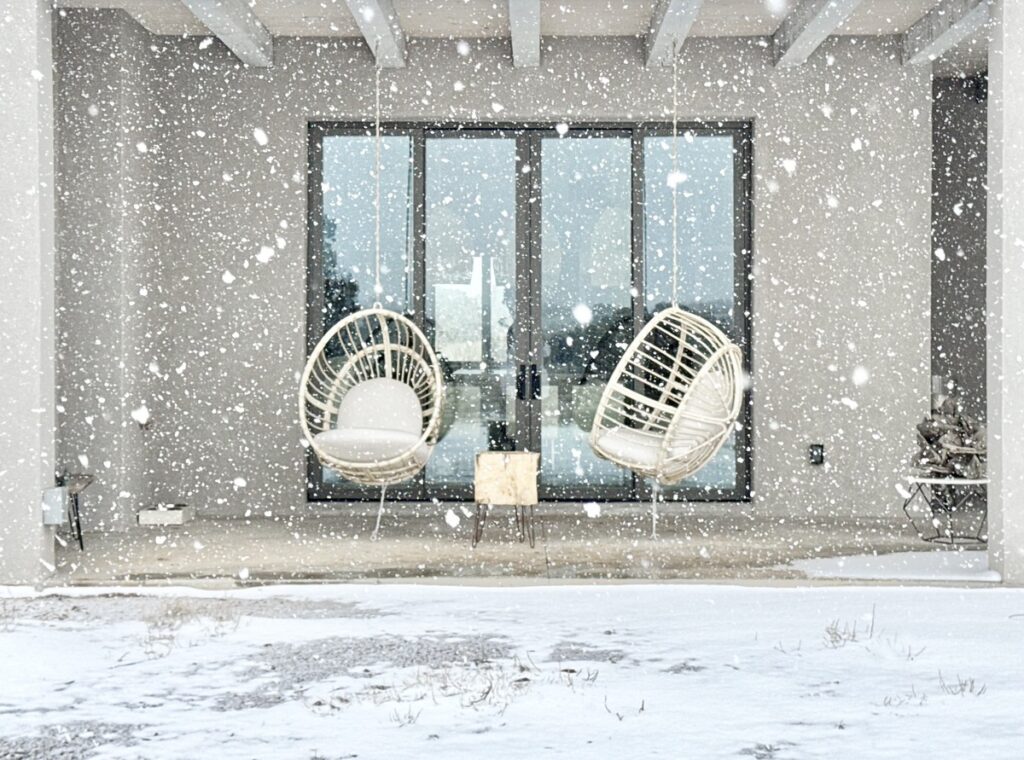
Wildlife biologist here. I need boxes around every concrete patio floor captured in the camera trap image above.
[51,503,937,585]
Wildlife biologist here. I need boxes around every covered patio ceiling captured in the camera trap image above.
[58,0,987,74]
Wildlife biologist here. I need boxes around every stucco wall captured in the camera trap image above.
[54,10,933,524]
[55,10,157,531]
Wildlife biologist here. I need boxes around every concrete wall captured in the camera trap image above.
[932,76,986,419]
[0,0,57,582]
[54,10,933,524]
[55,11,156,531]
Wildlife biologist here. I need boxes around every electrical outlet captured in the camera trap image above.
[809,444,825,465]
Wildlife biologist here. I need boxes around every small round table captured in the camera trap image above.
[900,475,988,545]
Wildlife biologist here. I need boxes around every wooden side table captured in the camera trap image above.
[473,451,539,548]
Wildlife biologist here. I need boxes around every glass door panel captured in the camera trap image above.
[320,134,414,322]
[424,135,520,494]
[643,132,740,494]
[537,134,634,495]
[317,132,414,494]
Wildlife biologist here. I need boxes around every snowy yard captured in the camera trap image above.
[2,583,1022,759]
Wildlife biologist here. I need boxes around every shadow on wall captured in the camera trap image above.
[931,74,987,421]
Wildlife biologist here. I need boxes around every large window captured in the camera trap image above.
[307,123,752,502]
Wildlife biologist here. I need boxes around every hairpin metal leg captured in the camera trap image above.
[69,493,85,550]
[472,503,488,547]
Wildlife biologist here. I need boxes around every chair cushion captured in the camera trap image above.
[334,378,424,435]
[314,378,430,465]
[314,427,432,466]
[595,426,663,469]
[595,371,733,469]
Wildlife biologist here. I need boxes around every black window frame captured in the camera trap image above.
[306,121,754,503]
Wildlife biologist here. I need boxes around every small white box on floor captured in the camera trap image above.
[137,504,193,526]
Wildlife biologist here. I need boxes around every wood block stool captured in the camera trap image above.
[473,451,539,548]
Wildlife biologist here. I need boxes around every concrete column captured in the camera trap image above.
[0,1,57,583]
[987,0,1024,584]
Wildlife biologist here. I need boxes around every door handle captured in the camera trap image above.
[530,363,541,400]
[516,364,527,400]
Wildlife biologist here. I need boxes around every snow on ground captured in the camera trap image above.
[1,583,1022,759]
[787,549,1002,583]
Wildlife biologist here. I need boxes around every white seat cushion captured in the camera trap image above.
[314,378,430,465]
[334,378,424,435]
[595,426,662,469]
[314,427,432,466]
[595,372,732,469]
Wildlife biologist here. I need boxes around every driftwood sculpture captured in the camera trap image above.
[913,394,986,480]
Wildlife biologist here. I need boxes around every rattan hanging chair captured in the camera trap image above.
[300,307,444,487]
[589,306,742,485]
[298,57,445,538]
[587,41,745,537]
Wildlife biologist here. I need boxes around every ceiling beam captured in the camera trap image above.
[645,0,704,67]
[901,0,989,66]
[180,0,273,68]
[344,0,406,68]
[773,0,866,68]
[508,0,541,67]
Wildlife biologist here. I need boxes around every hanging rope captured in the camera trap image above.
[671,38,679,309]
[373,41,383,308]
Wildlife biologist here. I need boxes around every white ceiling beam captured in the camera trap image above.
[645,0,704,67]
[901,0,989,66]
[508,0,541,67]
[179,0,273,67]
[772,0,866,68]
[344,0,406,68]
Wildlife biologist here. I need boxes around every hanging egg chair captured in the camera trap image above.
[589,306,742,485]
[299,57,444,538]
[588,41,745,537]
[300,307,444,486]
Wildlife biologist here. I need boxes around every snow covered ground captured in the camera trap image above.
[787,549,1002,583]
[2,583,1022,759]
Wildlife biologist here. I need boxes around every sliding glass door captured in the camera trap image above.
[536,132,634,498]
[423,132,522,493]
[308,123,752,503]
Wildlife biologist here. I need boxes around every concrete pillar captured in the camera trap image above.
[987,0,1024,584]
[0,1,57,583]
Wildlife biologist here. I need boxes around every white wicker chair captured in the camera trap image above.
[300,308,444,537]
[587,44,745,538]
[589,307,743,526]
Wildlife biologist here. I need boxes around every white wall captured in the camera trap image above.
[0,0,57,582]
[54,11,933,524]
[986,0,1024,584]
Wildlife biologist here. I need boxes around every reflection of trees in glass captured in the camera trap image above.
[649,300,735,337]
[546,299,736,385]
[322,216,362,332]
[323,217,340,281]
[324,274,360,332]
[546,304,632,383]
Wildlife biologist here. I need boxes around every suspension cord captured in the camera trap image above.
[373,43,383,308]
[671,39,679,309]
